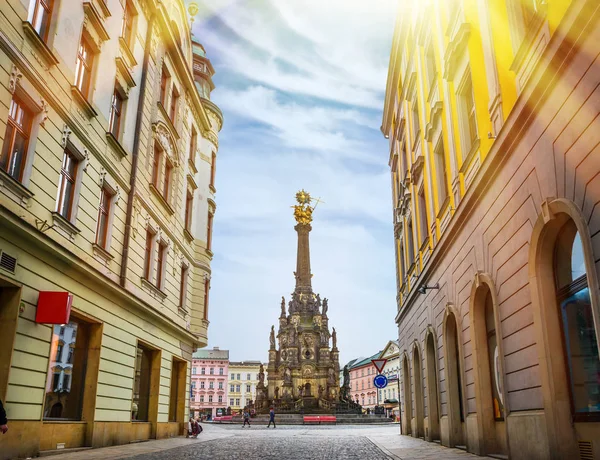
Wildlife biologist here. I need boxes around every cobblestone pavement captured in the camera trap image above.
[45,424,493,460]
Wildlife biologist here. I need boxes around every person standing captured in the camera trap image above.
[0,399,7,434]
[267,406,276,428]
[242,410,251,428]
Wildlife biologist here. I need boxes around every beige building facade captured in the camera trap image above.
[382,0,600,459]
[228,361,263,412]
[0,0,222,458]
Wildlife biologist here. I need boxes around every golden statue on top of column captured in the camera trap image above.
[292,189,314,225]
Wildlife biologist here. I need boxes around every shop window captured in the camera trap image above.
[168,358,186,423]
[132,343,159,422]
[1,95,33,182]
[555,221,600,419]
[43,316,101,421]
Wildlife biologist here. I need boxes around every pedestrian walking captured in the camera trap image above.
[0,399,8,434]
[267,406,276,428]
[242,410,251,428]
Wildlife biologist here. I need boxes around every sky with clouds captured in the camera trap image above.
[191,0,398,366]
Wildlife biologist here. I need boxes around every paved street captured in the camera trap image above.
[45,424,492,460]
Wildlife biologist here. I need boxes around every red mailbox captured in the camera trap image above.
[35,291,73,324]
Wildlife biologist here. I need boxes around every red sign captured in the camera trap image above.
[371,358,388,374]
[35,291,73,324]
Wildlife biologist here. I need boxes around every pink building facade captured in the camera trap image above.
[349,353,381,412]
[190,347,229,418]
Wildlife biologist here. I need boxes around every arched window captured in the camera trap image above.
[555,221,600,419]
[485,292,504,420]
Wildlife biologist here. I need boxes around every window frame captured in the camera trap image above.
[1,95,34,182]
[155,239,168,290]
[95,185,114,250]
[159,65,169,108]
[143,228,156,281]
[185,190,193,232]
[31,0,54,42]
[56,148,80,222]
[179,264,189,311]
[108,85,125,140]
[74,34,95,99]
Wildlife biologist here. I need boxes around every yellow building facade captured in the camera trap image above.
[382,0,600,458]
[228,362,263,413]
[0,0,222,458]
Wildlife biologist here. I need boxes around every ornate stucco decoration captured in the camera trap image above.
[152,122,180,166]
[8,64,22,94]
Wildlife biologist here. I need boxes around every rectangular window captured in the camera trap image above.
[418,187,428,246]
[170,86,179,124]
[407,220,415,264]
[207,212,214,251]
[210,152,216,189]
[246,373,250,381]
[230,398,234,406]
[412,101,420,141]
[168,359,185,423]
[434,139,449,206]
[192,367,196,375]
[199,395,204,402]
[219,368,223,375]
[121,0,135,46]
[156,240,167,290]
[160,66,169,107]
[236,384,240,392]
[179,265,188,310]
[218,382,223,390]
[218,395,222,403]
[237,374,240,380]
[209,368,214,375]
[230,384,234,392]
[108,86,124,139]
[459,72,478,154]
[74,35,94,98]
[1,96,33,182]
[32,0,54,42]
[95,186,113,250]
[399,241,406,283]
[152,144,162,188]
[163,159,172,201]
[201,367,205,375]
[189,126,197,162]
[208,395,213,403]
[203,277,210,320]
[56,149,79,221]
[200,381,205,389]
[209,381,213,389]
[132,343,159,422]
[185,191,193,232]
[235,398,240,406]
[426,44,437,88]
[143,229,154,281]
[246,384,251,393]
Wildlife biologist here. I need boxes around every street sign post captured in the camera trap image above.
[374,374,388,389]
[371,358,388,374]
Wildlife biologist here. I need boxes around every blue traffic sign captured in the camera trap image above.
[374,374,388,389]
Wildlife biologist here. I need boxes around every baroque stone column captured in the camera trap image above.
[295,223,312,292]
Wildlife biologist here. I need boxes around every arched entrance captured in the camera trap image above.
[444,310,464,447]
[470,275,507,456]
[529,199,600,459]
[425,330,440,441]
[412,344,424,438]
[402,353,412,435]
[304,382,312,397]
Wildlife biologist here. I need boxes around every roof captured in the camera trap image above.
[350,351,383,369]
[192,348,229,360]
[229,361,262,366]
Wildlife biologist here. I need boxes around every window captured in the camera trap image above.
[218,382,223,390]
[170,86,179,124]
[230,384,234,392]
[412,101,420,141]
[1,96,33,182]
[131,343,159,422]
[163,159,172,202]
[210,152,216,189]
[179,265,188,310]
[185,191,193,232]
[95,186,113,250]
[160,66,169,107]
[189,126,197,163]
[399,241,406,283]
[66,347,74,364]
[32,0,54,42]
[230,398,234,406]
[459,71,478,155]
[56,149,80,221]
[230,374,234,380]
[209,381,214,389]
[209,367,214,375]
[425,44,437,88]
[236,384,240,392]
[555,221,599,419]
[237,374,240,380]
[155,240,167,290]
[246,373,250,380]
[208,395,213,403]
[235,398,240,406]
[192,367,196,375]
[246,384,251,393]
[418,187,428,245]
[219,368,223,375]
[199,395,204,402]
[201,367,205,375]
[55,342,64,361]
[434,139,449,206]
[121,0,135,47]
[108,86,124,139]
[59,326,65,336]
[207,212,214,251]
[74,35,94,98]
[203,277,210,320]
[218,395,222,403]
[143,230,156,281]
[152,144,162,188]
[407,220,415,264]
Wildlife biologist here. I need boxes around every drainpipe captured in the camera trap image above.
[120,12,156,287]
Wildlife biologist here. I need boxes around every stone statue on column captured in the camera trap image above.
[270,325,276,349]
[332,327,337,349]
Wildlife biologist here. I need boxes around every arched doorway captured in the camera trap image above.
[444,310,464,447]
[530,200,600,459]
[425,330,440,441]
[304,382,311,397]
[471,276,507,456]
[412,344,424,438]
[402,354,412,435]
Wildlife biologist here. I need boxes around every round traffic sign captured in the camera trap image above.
[373,374,388,389]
